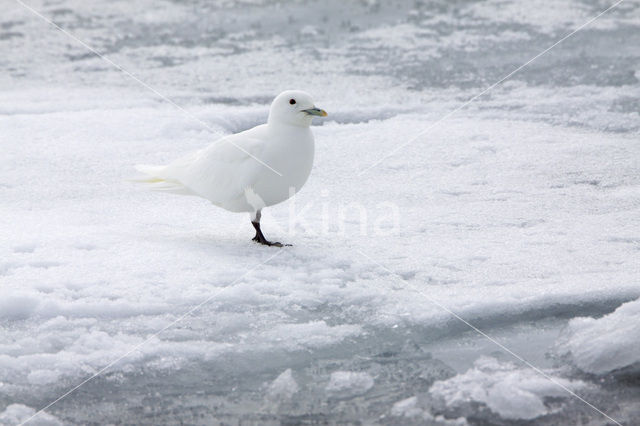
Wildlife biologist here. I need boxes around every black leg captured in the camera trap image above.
[251,221,288,247]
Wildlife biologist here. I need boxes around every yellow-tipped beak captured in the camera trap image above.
[303,107,328,117]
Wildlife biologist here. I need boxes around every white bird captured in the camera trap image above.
[134,90,327,246]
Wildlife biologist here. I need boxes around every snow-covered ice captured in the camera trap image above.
[1,0,639,424]
[0,404,61,426]
[429,356,586,420]
[325,371,375,398]
[559,297,640,376]
[391,396,468,425]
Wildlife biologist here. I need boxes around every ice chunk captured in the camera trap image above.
[0,404,62,426]
[325,371,374,398]
[0,294,39,320]
[300,25,318,36]
[559,298,640,376]
[266,368,299,402]
[429,356,585,420]
[391,396,423,417]
[27,369,61,385]
[391,396,468,424]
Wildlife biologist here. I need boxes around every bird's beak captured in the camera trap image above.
[303,107,328,117]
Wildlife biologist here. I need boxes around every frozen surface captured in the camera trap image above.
[0,405,61,426]
[325,371,375,398]
[429,356,586,420]
[1,0,639,424]
[265,369,299,404]
[390,396,468,425]
[559,297,640,376]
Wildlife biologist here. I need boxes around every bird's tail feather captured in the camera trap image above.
[134,164,166,179]
[131,164,193,195]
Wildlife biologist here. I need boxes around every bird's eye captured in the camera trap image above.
[289,99,296,105]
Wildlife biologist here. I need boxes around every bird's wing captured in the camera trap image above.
[161,125,270,204]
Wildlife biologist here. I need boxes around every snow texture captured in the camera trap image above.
[266,368,299,402]
[429,357,587,420]
[1,0,640,423]
[0,404,61,426]
[559,297,640,376]
[325,371,375,398]
[391,396,468,425]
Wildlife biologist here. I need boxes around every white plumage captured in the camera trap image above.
[134,90,327,246]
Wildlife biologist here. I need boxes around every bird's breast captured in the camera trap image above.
[253,127,315,207]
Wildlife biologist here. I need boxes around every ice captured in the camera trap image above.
[429,356,587,420]
[559,297,640,376]
[266,369,299,403]
[465,0,592,33]
[325,371,374,398]
[0,404,61,426]
[1,0,640,423]
[391,396,423,418]
[391,396,468,425]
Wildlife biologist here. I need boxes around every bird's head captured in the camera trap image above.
[268,90,327,127]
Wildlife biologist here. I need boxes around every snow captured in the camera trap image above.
[1,0,639,423]
[464,0,592,33]
[390,396,468,425]
[429,356,587,420]
[391,396,423,418]
[0,404,61,426]
[559,297,640,376]
[325,371,374,398]
[266,369,299,402]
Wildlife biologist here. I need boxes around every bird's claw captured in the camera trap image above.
[252,236,290,247]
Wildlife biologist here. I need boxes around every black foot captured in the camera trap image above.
[252,235,287,247]
[251,221,291,247]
